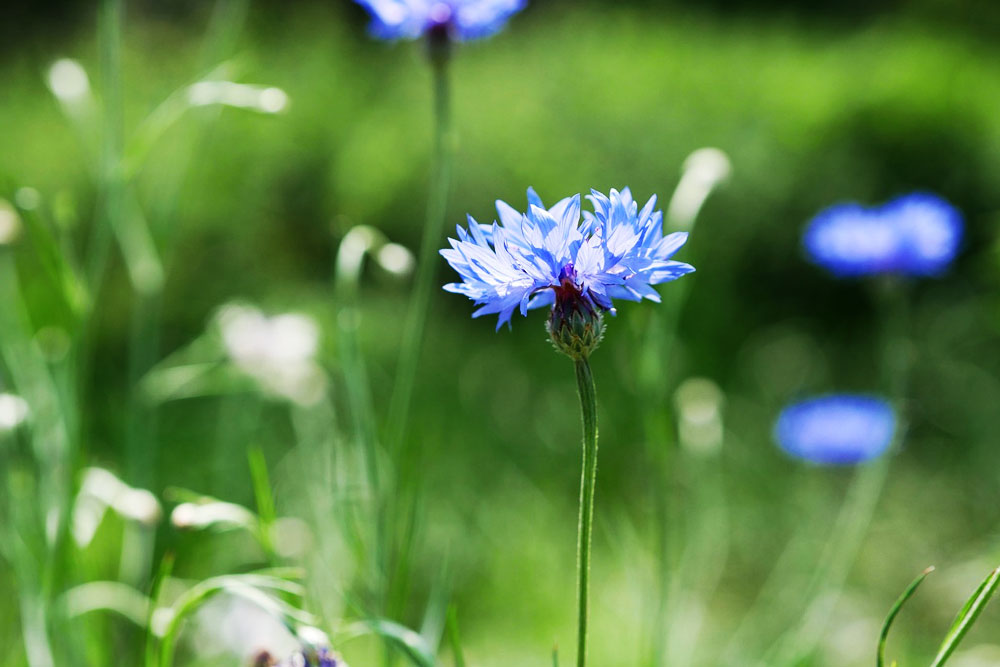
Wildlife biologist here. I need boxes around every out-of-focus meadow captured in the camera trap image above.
[3,1,1000,665]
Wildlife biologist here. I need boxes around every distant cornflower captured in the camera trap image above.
[441,187,694,353]
[354,0,526,41]
[775,395,896,465]
[803,193,963,278]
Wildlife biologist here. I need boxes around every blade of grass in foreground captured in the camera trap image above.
[929,566,1000,667]
[341,618,436,667]
[877,566,933,667]
[445,605,465,667]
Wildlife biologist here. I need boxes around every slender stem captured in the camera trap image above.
[764,279,910,666]
[380,45,453,653]
[574,357,599,667]
[88,0,124,298]
[385,47,453,455]
[766,456,889,665]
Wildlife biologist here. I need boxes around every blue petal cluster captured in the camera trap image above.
[355,0,526,41]
[441,187,695,330]
[803,193,963,278]
[774,395,896,465]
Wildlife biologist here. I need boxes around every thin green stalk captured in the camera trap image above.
[332,226,389,619]
[766,456,889,665]
[574,357,599,667]
[380,43,453,656]
[88,0,124,296]
[0,255,74,665]
[764,280,911,666]
[445,605,466,667]
[385,46,453,455]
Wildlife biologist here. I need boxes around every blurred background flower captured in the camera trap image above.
[354,0,527,41]
[774,395,896,465]
[803,193,963,278]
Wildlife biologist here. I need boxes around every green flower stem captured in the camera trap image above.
[386,45,453,455]
[574,356,599,667]
[768,279,910,665]
[381,39,453,662]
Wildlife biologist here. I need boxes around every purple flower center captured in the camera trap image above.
[557,263,577,287]
[552,263,591,315]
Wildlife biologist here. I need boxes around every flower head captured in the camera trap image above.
[804,192,963,278]
[440,187,695,340]
[355,0,526,42]
[774,394,896,465]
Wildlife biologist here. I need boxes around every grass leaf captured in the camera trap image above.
[930,566,1000,667]
[877,566,933,667]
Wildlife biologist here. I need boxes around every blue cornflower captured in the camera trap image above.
[440,187,695,333]
[774,395,896,465]
[354,0,526,41]
[803,192,963,278]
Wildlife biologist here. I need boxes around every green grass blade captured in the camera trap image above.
[877,566,933,667]
[929,566,1000,667]
[248,445,277,559]
[445,605,465,667]
[341,619,436,667]
[144,552,174,667]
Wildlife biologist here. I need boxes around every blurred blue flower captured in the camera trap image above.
[803,193,963,278]
[355,0,526,41]
[441,187,695,330]
[775,395,896,465]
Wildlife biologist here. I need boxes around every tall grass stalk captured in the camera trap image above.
[380,39,453,645]
[640,155,726,665]
[334,226,390,607]
[0,255,74,665]
[766,280,910,665]
[385,43,453,454]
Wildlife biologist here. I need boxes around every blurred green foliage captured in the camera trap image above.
[2,1,1000,665]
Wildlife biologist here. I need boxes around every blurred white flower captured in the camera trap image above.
[337,225,415,284]
[217,304,326,405]
[171,500,257,531]
[192,593,299,662]
[73,467,162,546]
[666,147,731,230]
[0,393,30,432]
[47,58,90,102]
[187,81,289,114]
[376,242,415,276]
[296,625,331,649]
[0,201,22,246]
[674,377,724,455]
